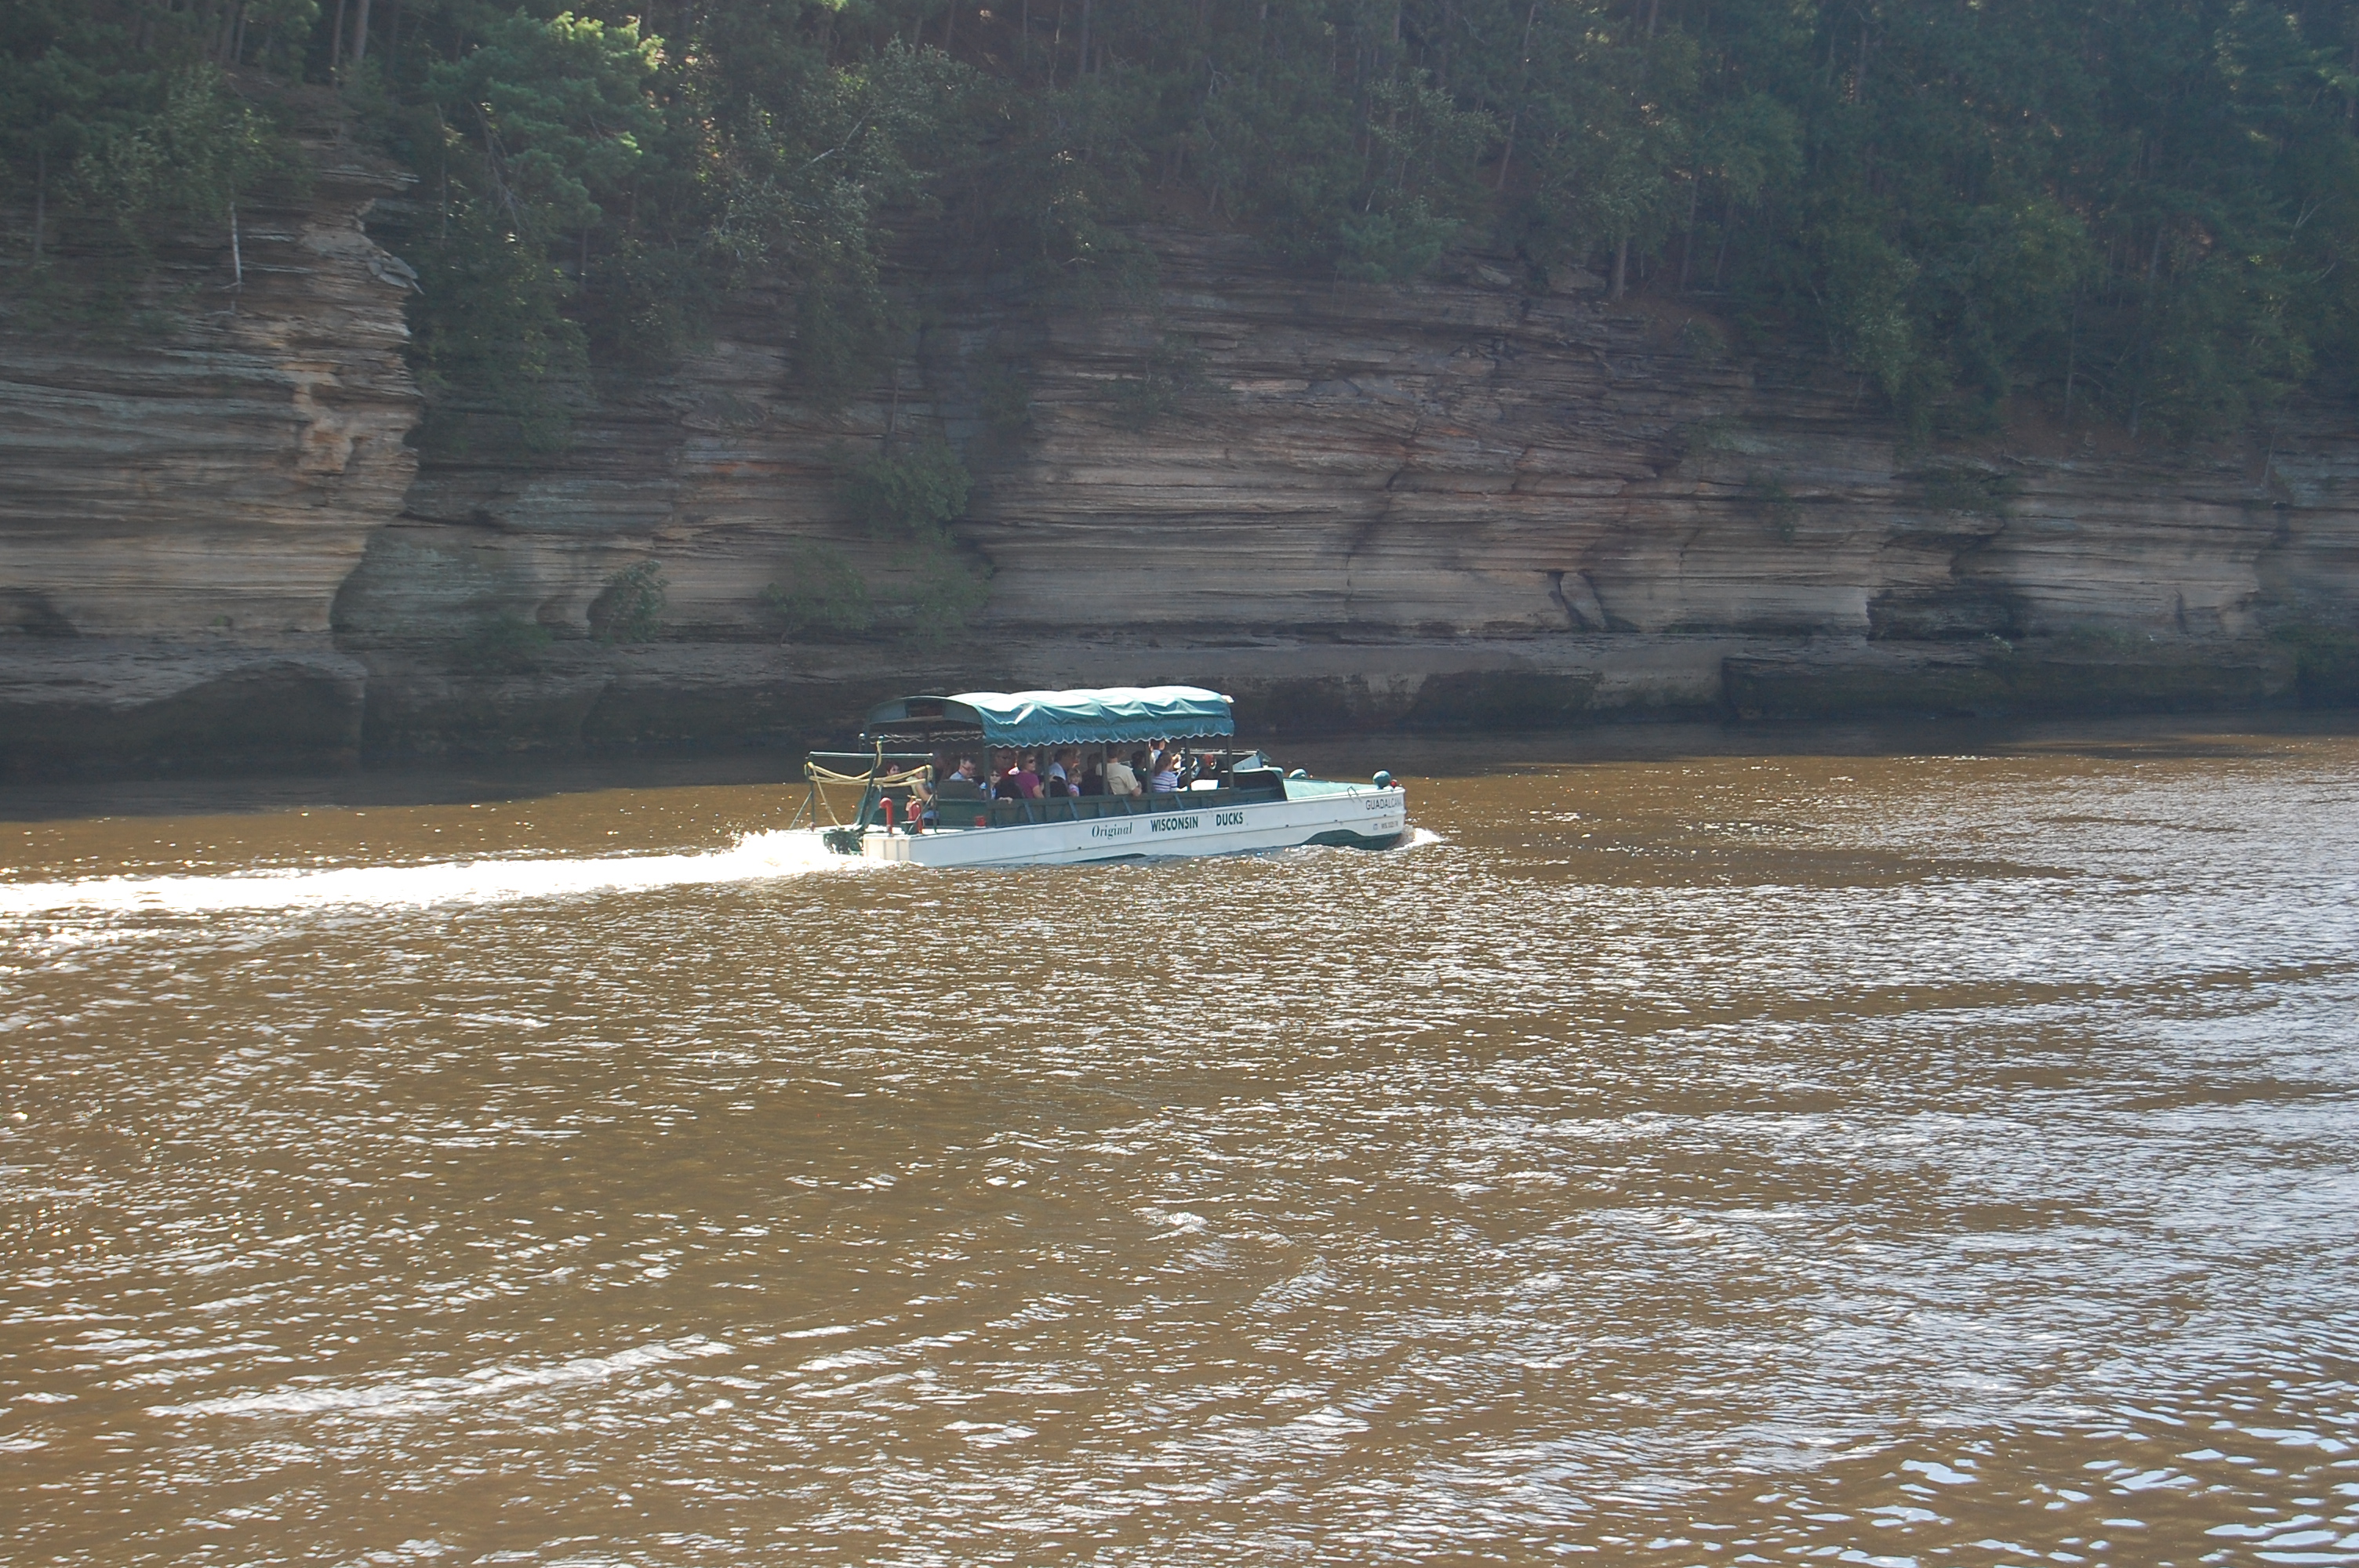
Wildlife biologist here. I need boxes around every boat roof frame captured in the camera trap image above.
[863,685,1236,748]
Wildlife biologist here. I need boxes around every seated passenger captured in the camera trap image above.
[1012,752,1042,799]
[1103,750,1140,797]
[1078,754,1107,796]
[1150,753,1180,793]
[992,768,1026,801]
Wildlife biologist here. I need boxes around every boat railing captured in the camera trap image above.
[934,782,1283,831]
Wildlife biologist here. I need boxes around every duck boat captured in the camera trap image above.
[798,685,1408,868]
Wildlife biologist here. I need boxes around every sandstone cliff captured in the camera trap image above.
[0,109,421,778]
[7,187,2358,776]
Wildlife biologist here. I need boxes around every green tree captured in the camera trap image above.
[2,3,295,304]
[16,0,2359,452]
[400,9,662,446]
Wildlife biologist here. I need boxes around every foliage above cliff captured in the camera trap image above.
[10,0,2359,445]
[0,1,305,310]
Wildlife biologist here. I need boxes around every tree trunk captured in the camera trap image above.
[31,145,45,266]
[943,2,956,51]
[1677,176,1699,291]
[2063,291,2079,427]
[1493,0,1539,191]
[1500,0,1538,186]
[1078,0,1092,74]
[351,0,371,65]
[2128,222,2166,439]
[1611,236,1628,299]
[329,0,346,77]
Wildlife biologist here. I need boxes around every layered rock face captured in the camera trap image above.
[0,112,421,778]
[337,229,2359,755]
[8,199,2357,777]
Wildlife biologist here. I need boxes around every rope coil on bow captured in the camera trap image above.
[801,744,932,828]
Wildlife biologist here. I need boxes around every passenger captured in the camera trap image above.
[1104,748,1141,797]
[1012,751,1042,799]
[1150,752,1180,793]
[992,765,1026,802]
[948,756,981,789]
[1078,753,1107,797]
[1048,747,1081,796]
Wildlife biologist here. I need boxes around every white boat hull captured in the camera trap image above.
[852,784,1408,868]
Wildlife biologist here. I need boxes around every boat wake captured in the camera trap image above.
[0,829,856,920]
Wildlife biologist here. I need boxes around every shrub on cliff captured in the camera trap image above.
[764,539,989,647]
[589,561,667,644]
[835,437,992,639]
[1107,333,1210,429]
[763,546,874,641]
[838,438,972,542]
[898,548,991,645]
[2274,624,2359,708]
[455,614,554,673]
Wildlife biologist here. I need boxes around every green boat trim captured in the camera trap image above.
[863,685,1234,748]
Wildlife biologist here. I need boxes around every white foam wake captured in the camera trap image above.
[157,1336,732,1420]
[0,829,857,919]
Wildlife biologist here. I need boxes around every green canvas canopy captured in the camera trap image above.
[864,686,1235,746]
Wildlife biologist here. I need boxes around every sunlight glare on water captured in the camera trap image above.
[2,720,2356,1566]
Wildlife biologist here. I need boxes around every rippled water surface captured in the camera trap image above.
[4,720,2357,1566]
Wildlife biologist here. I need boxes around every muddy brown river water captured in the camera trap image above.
[2,718,2355,1567]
